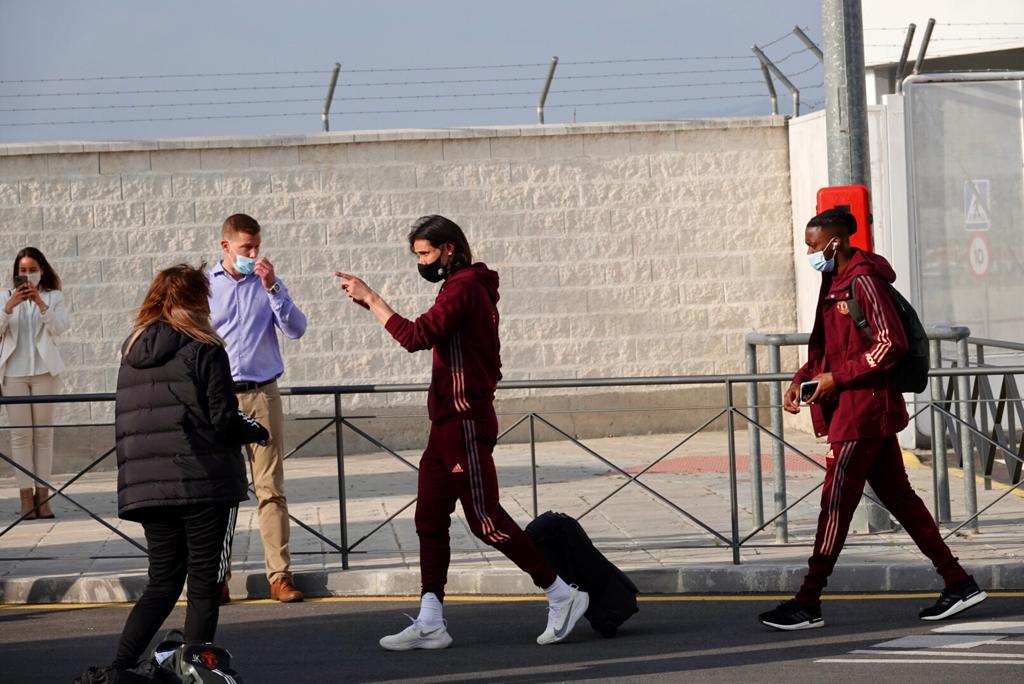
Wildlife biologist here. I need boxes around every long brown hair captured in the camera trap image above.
[126,263,222,353]
[13,247,61,291]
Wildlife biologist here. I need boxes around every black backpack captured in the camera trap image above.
[846,277,930,393]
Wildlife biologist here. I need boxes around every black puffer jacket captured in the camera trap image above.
[115,322,269,520]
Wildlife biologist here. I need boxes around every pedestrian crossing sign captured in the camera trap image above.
[963,179,990,231]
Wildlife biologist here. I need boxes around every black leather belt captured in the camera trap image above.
[233,377,277,393]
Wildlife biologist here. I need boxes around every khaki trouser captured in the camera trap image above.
[235,381,291,583]
[3,373,59,489]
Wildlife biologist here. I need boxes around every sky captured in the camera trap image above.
[0,0,832,143]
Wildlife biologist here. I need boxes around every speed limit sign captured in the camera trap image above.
[968,234,990,279]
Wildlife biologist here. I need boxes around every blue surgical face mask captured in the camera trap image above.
[235,253,256,276]
[808,239,838,273]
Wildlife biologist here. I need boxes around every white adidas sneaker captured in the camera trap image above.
[537,586,590,645]
[379,617,453,651]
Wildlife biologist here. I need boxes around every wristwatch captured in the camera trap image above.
[266,282,281,295]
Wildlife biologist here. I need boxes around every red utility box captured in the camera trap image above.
[816,185,873,253]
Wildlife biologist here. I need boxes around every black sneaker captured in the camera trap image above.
[759,598,824,631]
[919,575,988,621]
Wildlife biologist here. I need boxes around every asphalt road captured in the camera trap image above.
[4,594,1024,683]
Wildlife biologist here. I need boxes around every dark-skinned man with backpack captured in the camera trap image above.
[758,208,986,631]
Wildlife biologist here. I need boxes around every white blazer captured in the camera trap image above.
[0,288,69,379]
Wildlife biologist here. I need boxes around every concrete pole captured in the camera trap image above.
[822,0,891,532]
[822,0,870,189]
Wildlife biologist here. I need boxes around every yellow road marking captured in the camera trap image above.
[4,592,1023,610]
[901,449,926,470]
[948,465,1024,500]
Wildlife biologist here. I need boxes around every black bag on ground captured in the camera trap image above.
[153,631,244,684]
[525,511,639,637]
[74,661,180,684]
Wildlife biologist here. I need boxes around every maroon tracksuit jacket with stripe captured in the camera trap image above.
[793,249,909,442]
[385,263,501,422]
[383,263,557,598]
[792,249,968,606]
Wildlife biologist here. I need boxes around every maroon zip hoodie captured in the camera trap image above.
[384,263,501,423]
[793,249,909,442]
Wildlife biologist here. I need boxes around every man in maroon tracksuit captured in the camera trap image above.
[337,214,588,650]
[759,208,986,631]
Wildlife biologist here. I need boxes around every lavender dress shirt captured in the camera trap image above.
[207,261,307,383]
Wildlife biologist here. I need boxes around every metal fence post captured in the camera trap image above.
[321,63,341,132]
[529,413,538,519]
[752,46,800,116]
[792,26,823,62]
[725,380,741,565]
[956,337,979,531]
[910,18,936,76]
[757,63,779,116]
[975,343,992,491]
[894,23,916,93]
[745,343,764,528]
[929,338,951,522]
[767,342,788,542]
[537,56,559,124]
[334,393,350,569]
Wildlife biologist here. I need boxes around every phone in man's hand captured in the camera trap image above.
[800,380,819,402]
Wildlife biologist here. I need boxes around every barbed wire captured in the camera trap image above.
[768,46,812,65]
[0,93,767,127]
[865,37,1024,48]
[866,23,1024,30]
[787,62,821,78]
[924,35,1024,41]
[0,55,770,85]
[0,34,820,132]
[0,66,772,99]
[0,79,777,113]
[761,27,809,49]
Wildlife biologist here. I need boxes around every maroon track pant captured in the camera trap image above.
[796,435,968,607]
[415,411,556,601]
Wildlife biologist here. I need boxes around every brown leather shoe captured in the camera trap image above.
[270,576,303,603]
[220,582,231,605]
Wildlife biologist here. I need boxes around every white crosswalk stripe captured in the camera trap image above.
[815,621,1024,667]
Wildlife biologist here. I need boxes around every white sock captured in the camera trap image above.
[544,577,572,605]
[417,592,444,626]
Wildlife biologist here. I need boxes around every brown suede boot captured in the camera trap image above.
[34,487,55,519]
[18,489,36,520]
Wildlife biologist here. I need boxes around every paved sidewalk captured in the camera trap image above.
[1,430,1022,603]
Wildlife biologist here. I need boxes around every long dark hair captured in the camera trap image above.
[12,247,61,291]
[407,215,473,273]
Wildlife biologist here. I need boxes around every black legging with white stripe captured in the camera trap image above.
[112,503,237,669]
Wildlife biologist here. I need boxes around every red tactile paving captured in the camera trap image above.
[622,453,827,475]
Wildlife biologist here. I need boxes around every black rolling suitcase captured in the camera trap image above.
[525,511,639,637]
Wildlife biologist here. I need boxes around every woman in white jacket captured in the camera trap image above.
[0,247,69,519]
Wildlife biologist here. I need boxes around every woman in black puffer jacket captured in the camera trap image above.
[107,263,269,673]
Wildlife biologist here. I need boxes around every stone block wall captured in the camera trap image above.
[0,119,795,458]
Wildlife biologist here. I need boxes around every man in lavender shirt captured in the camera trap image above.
[208,213,306,603]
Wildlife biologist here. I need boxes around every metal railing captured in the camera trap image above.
[746,326,1024,540]
[2,361,1022,569]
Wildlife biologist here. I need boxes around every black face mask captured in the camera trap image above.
[417,255,447,283]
